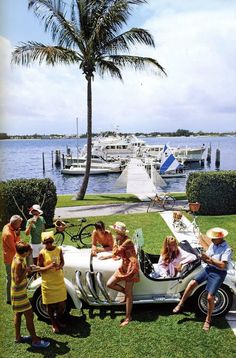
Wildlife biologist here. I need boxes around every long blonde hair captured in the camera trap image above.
[161,236,179,264]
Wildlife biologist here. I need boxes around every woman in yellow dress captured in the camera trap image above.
[38,232,67,333]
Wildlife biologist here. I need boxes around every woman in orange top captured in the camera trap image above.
[91,221,114,256]
[107,222,139,327]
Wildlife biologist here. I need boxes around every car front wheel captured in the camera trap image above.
[31,287,72,321]
[192,284,233,317]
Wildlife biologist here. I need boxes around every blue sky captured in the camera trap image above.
[1,0,236,135]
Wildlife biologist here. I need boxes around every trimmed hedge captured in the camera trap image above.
[186,171,236,215]
[0,178,57,229]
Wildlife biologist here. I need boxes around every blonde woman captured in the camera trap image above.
[152,236,196,278]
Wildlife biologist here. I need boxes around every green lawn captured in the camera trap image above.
[56,192,187,207]
[1,212,236,358]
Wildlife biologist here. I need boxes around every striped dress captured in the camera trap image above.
[11,254,31,312]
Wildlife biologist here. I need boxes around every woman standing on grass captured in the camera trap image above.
[38,231,67,333]
[107,222,139,327]
[11,241,50,348]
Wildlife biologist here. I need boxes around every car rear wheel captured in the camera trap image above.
[31,287,72,321]
[192,284,233,317]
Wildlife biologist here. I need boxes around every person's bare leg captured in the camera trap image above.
[120,281,134,327]
[14,312,22,341]
[203,293,215,331]
[24,309,39,342]
[107,275,125,293]
[173,280,198,313]
[48,304,59,333]
[56,301,66,328]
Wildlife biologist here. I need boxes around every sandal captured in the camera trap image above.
[32,340,50,348]
[120,317,132,327]
[203,320,211,332]
[15,336,32,344]
[172,303,184,314]
[52,324,60,333]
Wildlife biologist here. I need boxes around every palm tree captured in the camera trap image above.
[12,0,166,199]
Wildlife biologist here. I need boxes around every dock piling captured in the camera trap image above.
[42,152,45,172]
[215,148,220,168]
[55,150,61,166]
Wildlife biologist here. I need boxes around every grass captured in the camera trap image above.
[1,211,236,358]
[56,192,187,208]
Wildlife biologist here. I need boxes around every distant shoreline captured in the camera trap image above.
[0,133,235,141]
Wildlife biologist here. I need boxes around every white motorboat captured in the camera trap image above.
[61,163,121,175]
[91,134,146,159]
[141,144,206,164]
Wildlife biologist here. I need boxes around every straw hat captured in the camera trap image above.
[109,221,129,233]
[29,204,43,215]
[206,227,228,239]
[41,231,54,243]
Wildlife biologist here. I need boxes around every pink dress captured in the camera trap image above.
[113,238,140,282]
[154,248,197,278]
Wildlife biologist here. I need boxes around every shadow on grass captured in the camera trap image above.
[176,313,230,330]
[26,339,70,357]
[87,303,167,323]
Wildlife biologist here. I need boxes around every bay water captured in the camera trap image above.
[1,136,235,194]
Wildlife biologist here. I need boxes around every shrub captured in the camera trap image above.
[186,171,236,215]
[0,178,57,229]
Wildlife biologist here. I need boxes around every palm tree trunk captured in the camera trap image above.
[76,76,92,200]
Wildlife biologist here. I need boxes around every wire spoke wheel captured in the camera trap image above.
[79,224,95,247]
[163,196,175,210]
[193,285,233,316]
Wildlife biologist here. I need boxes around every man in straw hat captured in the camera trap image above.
[173,227,232,331]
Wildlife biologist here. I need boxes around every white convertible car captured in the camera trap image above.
[28,230,236,321]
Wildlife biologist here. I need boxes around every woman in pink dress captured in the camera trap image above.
[107,222,139,327]
[152,236,197,278]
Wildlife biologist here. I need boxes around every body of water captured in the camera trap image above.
[1,136,235,194]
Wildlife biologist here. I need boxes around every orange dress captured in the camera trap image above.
[92,230,114,248]
[113,237,140,282]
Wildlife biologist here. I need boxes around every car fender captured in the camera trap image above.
[64,277,82,310]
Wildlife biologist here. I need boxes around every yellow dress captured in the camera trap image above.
[11,254,32,312]
[40,246,67,305]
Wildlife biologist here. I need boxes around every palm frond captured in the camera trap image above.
[103,28,155,55]
[11,41,82,66]
[96,59,123,80]
[107,54,167,75]
[28,0,84,51]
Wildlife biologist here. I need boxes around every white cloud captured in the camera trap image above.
[1,1,236,134]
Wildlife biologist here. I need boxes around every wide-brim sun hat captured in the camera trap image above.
[41,231,55,243]
[109,221,129,233]
[206,227,228,239]
[29,204,43,215]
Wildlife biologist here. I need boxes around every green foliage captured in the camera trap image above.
[0,178,57,229]
[186,171,236,215]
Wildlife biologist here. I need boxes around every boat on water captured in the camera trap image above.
[61,165,120,175]
[141,143,206,164]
